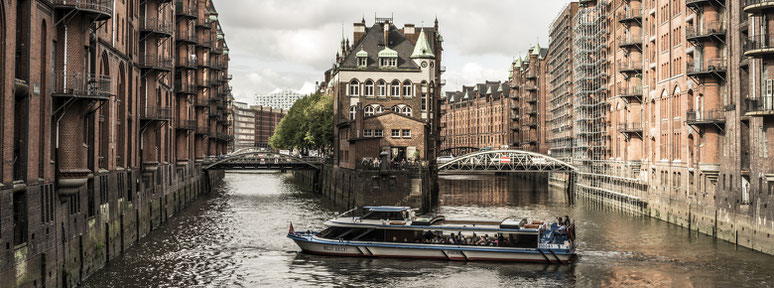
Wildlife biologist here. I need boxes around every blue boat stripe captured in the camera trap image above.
[288,234,573,255]
[328,220,539,233]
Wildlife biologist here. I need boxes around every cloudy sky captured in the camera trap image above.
[212,0,570,103]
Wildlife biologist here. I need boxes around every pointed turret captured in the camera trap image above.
[411,28,436,59]
[531,43,541,56]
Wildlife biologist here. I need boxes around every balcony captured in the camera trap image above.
[175,30,197,44]
[745,0,774,12]
[194,97,210,108]
[196,16,212,29]
[617,9,643,24]
[618,61,643,74]
[139,55,173,72]
[52,71,112,100]
[176,120,197,131]
[525,84,537,91]
[140,105,172,122]
[527,95,538,103]
[744,34,774,57]
[197,58,211,68]
[686,0,725,8]
[686,58,727,80]
[618,34,642,50]
[617,122,643,136]
[174,83,196,94]
[176,56,197,70]
[52,0,113,21]
[686,21,726,44]
[686,109,725,130]
[139,17,173,37]
[175,2,198,18]
[616,85,643,103]
[197,40,213,49]
[195,125,209,135]
[743,98,774,116]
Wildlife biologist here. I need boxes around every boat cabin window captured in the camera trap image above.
[505,233,539,248]
[361,211,406,220]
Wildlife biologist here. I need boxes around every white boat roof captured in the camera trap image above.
[363,206,412,212]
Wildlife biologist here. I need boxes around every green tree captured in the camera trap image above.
[270,92,333,153]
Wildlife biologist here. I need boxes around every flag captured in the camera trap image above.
[289,222,295,235]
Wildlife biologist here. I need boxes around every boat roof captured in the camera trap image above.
[363,206,412,212]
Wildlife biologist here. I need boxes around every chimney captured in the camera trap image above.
[353,18,366,44]
[383,20,390,47]
[403,24,416,44]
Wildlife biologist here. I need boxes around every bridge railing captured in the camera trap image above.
[356,160,428,171]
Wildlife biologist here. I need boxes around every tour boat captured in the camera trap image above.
[287,206,576,263]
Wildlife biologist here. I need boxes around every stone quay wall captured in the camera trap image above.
[0,166,224,288]
[294,165,436,213]
[551,177,774,256]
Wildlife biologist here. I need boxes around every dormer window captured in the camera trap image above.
[378,47,398,68]
[356,48,368,68]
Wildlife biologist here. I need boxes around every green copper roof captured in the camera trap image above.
[509,70,513,78]
[497,85,503,93]
[486,86,493,95]
[356,48,368,58]
[532,43,541,55]
[449,93,456,103]
[378,47,398,58]
[462,90,470,100]
[411,28,436,59]
[514,56,522,68]
[523,53,529,63]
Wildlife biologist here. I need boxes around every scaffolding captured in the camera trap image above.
[572,0,611,191]
[547,3,576,164]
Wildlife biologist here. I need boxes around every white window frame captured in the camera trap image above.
[364,129,373,137]
[402,106,412,117]
[374,129,383,137]
[364,106,374,117]
[364,80,374,97]
[391,129,400,138]
[349,106,357,120]
[402,129,411,138]
[357,57,367,68]
[375,105,384,114]
[391,80,401,98]
[377,80,386,97]
[349,80,359,96]
[403,81,413,98]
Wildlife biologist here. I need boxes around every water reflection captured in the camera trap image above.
[82,172,774,287]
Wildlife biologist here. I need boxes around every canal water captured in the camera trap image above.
[82,172,774,287]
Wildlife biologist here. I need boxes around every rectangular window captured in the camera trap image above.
[13,191,28,245]
[374,129,383,137]
[391,129,400,138]
[88,179,96,217]
[402,129,411,138]
[364,129,373,137]
[421,93,427,111]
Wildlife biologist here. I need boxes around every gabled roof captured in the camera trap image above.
[411,28,435,59]
[378,47,398,58]
[340,23,436,71]
[531,43,542,55]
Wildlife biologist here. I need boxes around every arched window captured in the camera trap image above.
[349,79,359,96]
[364,105,374,117]
[375,105,384,114]
[402,80,413,98]
[377,80,386,97]
[391,80,400,97]
[349,106,357,120]
[402,106,412,117]
[392,105,401,113]
[364,80,374,97]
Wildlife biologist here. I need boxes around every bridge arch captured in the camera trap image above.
[203,151,321,170]
[438,149,577,173]
[439,146,478,156]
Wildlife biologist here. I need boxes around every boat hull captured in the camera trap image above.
[289,233,573,264]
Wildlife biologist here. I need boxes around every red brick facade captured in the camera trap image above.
[440,82,511,151]
[0,0,232,286]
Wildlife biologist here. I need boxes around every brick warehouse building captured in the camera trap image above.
[509,44,550,154]
[326,17,444,169]
[440,81,510,151]
[531,0,774,254]
[252,105,287,149]
[0,0,232,286]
